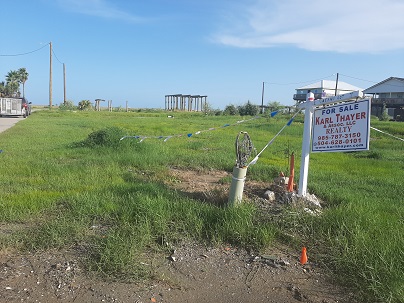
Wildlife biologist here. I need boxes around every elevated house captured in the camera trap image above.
[293,80,362,103]
[363,77,404,120]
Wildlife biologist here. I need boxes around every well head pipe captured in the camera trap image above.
[228,166,247,206]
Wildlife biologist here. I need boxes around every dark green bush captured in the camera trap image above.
[79,127,126,148]
[223,104,238,116]
[238,101,259,116]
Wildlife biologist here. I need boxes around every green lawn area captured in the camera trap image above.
[0,109,403,303]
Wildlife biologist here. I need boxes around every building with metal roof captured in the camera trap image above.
[363,77,404,119]
[293,80,363,102]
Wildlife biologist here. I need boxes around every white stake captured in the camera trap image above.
[298,92,314,196]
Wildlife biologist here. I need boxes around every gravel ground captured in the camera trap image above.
[0,242,357,303]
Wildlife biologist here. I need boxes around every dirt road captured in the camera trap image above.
[0,242,356,303]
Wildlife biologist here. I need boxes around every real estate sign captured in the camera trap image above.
[311,99,370,152]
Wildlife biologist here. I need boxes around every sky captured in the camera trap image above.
[1,0,404,109]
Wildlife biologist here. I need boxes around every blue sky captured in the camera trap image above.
[1,0,403,109]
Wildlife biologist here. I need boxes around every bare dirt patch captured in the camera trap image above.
[166,168,269,206]
[0,168,357,303]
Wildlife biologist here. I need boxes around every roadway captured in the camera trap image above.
[0,117,25,134]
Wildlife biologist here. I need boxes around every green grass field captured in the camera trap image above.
[0,109,403,302]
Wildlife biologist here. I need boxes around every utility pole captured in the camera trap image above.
[334,72,339,96]
[49,41,52,108]
[261,82,265,114]
[63,63,66,104]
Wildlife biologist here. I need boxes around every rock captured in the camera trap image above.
[263,190,276,201]
[287,285,304,301]
[261,255,277,261]
[293,288,304,301]
[303,193,322,209]
[275,191,323,211]
[273,176,289,187]
[279,259,290,266]
[277,192,299,204]
[51,263,62,269]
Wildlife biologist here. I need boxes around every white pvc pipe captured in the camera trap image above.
[228,166,247,206]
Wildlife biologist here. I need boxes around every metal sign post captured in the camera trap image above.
[297,90,366,196]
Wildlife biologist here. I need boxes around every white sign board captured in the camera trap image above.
[311,99,370,152]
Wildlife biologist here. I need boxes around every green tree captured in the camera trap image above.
[202,101,214,114]
[5,70,20,97]
[0,81,5,97]
[379,103,390,121]
[78,100,93,111]
[267,101,283,112]
[18,68,29,98]
[238,101,259,116]
[223,104,238,115]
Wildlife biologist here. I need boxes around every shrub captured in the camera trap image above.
[379,104,390,121]
[58,100,76,111]
[79,127,126,148]
[267,101,283,112]
[238,101,259,116]
[223,104,238,116]
[78,100,93,111]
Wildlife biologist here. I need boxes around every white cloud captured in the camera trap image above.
[57,0,146,23]
[213,0,404,53]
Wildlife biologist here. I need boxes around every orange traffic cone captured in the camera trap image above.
[300,247,308,265]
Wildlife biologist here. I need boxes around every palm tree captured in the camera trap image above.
[0,81,5,97]
[5,70,20,97]
[18,68,29,98]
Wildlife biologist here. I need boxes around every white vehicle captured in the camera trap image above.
[0,98,32,118]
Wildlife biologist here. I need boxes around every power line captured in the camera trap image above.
[52,48,63,65]
[339,73,378,83]
[264,74,335,86]
[266,73,404,89]
[0,43,50,56]
[339,73,404,89]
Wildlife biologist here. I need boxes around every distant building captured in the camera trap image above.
[363,77,404,119]
[293,80,362,103]
[165,94,207,111]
